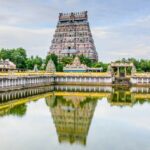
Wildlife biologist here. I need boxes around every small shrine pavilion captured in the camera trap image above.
[46,59,56,73]
[63,57,87,72]
[0,59,16,71]
[108,62,136,77]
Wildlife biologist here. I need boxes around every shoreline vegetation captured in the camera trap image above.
[0,47,150,72]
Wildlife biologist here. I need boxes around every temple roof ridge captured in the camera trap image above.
[59,11,87,16]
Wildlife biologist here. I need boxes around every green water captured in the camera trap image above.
[0,86,150,150]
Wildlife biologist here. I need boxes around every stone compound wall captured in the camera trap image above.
[0,73,113,91]
[54,76,112,85]
[130,77,150,86]
[0,75,55,91]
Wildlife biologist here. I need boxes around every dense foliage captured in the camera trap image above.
[115,58,150,72]
[0,48,150,72]
[0,48,44,70]
[0,48,27,69]
[8,104,27,117]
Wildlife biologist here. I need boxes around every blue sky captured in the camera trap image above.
[0,0,150,62]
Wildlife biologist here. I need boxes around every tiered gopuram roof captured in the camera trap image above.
[48,11,98,61]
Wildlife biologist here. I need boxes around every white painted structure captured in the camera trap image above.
[0,74,113,91]
[54,85,112,92]
[55,76,112,85]
[0,75,54,89]
[0,86,54,102]
[131,87,150,93]
[130,77,150,85]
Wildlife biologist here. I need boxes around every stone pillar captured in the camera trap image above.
[117,67,120,77]
[5,80,7,87]
[2,80,3,87]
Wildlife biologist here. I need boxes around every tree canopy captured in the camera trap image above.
[0,48,27,68]
[115,58,150,72]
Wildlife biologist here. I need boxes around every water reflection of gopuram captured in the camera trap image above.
[45,95,98,145]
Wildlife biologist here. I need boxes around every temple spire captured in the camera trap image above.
[46,59,56,73]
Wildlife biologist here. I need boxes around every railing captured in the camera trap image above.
[0,71,111,77]
[55,72,111,77]
[133,73,150,77]
[0,71,54,77]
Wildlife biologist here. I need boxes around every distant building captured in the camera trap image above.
[48,11,98,61]
[0,59,16,71]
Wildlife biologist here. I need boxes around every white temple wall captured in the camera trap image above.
[0,76,55,90]
[54,76,112,85]
[130,77,150,85]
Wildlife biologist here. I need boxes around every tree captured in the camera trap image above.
[61,56,73,65]
[56,63,63,72]
[11,48,27,68]
[92,62,108,72]
[9,104,27,117]
[26,56,34,70]
[79,55,92,67]
[45,54,58,67]
[0,48,27,68]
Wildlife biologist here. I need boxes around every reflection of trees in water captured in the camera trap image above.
[46,96,98,108]
[0,104,27,117]
[8,104,27,117]
[45,95,98,145]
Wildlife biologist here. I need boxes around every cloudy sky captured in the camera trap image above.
[0,0,150,62]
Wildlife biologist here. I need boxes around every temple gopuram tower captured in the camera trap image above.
[48,11,98,61]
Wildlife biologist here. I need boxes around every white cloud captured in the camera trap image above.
[91,23,150,62]
[92,27,114,39]
[129,15,150,28]
[0,26,55,57]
